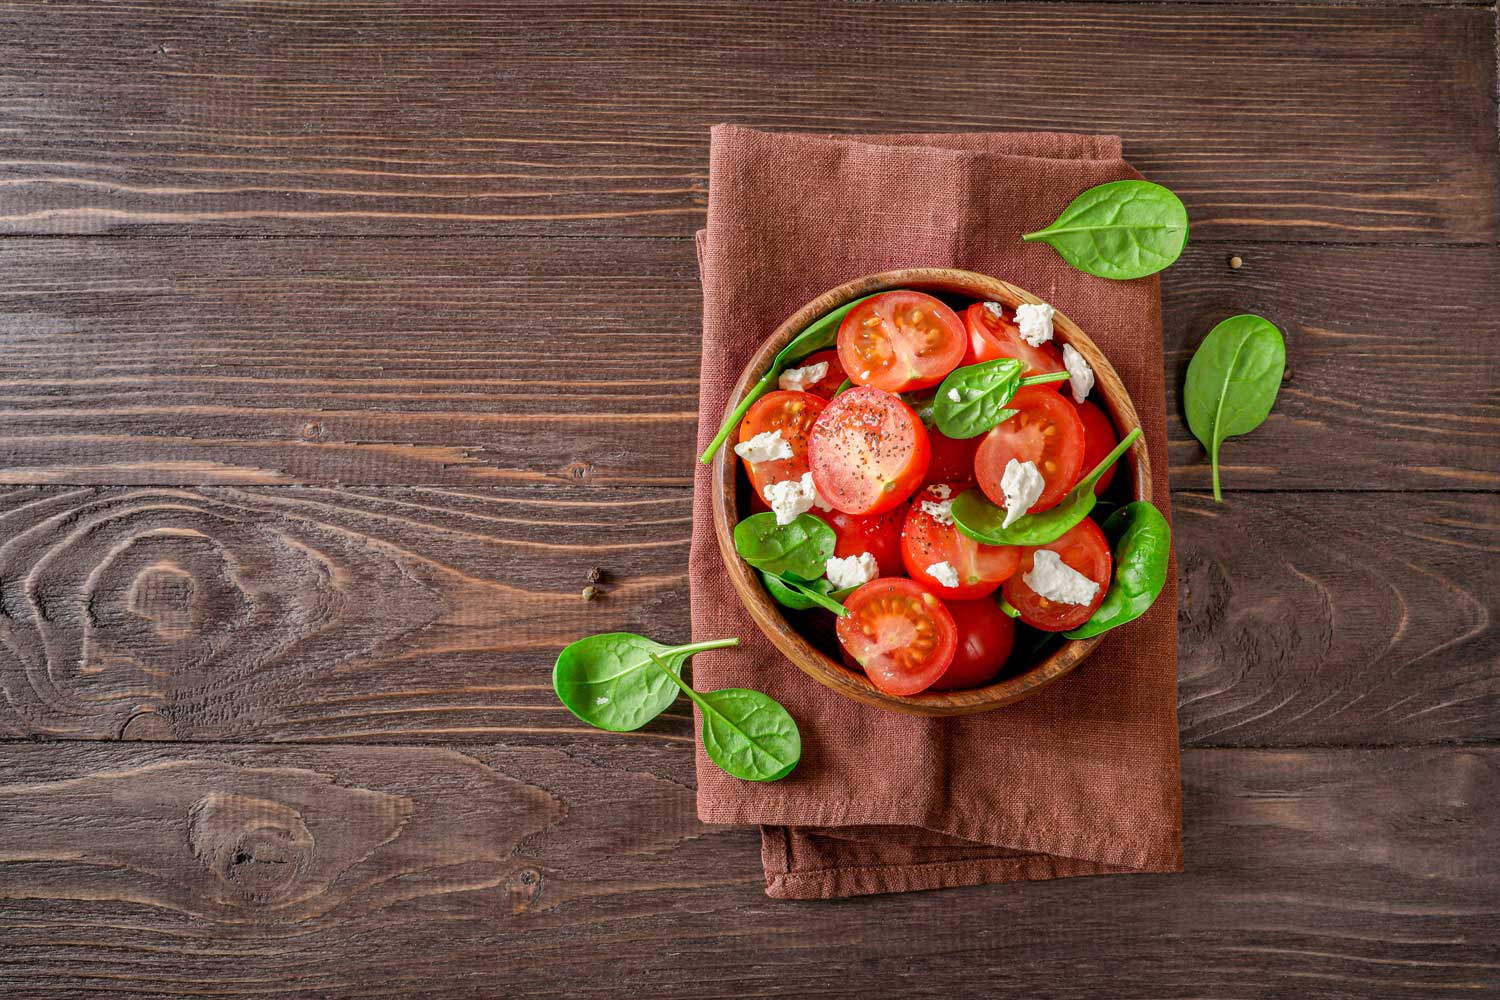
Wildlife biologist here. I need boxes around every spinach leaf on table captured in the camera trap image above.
[1064,501,1172,639]
[698,293,882,464]
[952,428,1142,546]
[653,656,801,782]
[553,633,739,732]
[733,511,836,581]
[1022,180,1188,280]
[933,358,1069,439]
[1184,314,1286,502]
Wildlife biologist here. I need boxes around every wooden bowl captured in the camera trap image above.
[710,268,1151,716]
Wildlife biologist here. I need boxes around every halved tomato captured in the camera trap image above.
[922,427,982,487]
[962,302,1066,381]
[815,505,907,577]
[837,291,967,393]
[1002,518,1112,632]
[901,483,1021,600]
[780,349,847,400]
[976,387,1086,514]
[836,577,957,695]
[1071,397,1120,494]
[808,386,929,515]
[931,598,1016,690]
[736,390,827,502]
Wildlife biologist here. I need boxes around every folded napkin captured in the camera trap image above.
[689,125,1182,899]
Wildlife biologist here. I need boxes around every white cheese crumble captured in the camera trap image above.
[947,387,962,403]
[1000,459,1045,528]
[733,429,793,464]
[825,552,878,590]
[1023,549,1099,605]
[983,301,1004,318]
[778,361,829,393]
[1062,343,1094,404]
[927,484,952,500]
[919,498,953,525]
[926,561,960,589]
[595,696,610,706]
[1015,302,1056,347]
[763,472,828,525]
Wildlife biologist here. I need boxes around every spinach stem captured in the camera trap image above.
[649,652,709,712]
[664,637,741,659]
[1083,427,1142,488]
[698,374,775,464]
[1019,371,1070,387]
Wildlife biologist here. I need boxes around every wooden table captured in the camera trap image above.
[1,3,1496,997]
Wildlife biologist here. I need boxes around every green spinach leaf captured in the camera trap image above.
[1065,501,1172,639]
[698,293,881,464]
[1022,180,1189,280]
[553,633,739,732]
[734,512,836,581]
[654,656,801,782]
[952,428,1141,546]
[933,358,1069,439]
[761,571,851,617]
[1184,314,1286,502]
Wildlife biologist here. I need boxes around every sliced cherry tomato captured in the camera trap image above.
[836,577,957,695]
[922,427,982,487]
[1002,518,1113,632]
[837,291,967,393]
[814,506,907,577]
[976,386,1086,514]
[962,302,1066,381]
[901,483,1021,600]
[809,387,929,515]
[737,390,827,502]
[780,349,847,400]
[932,598,1016,690]
[1070,397,1120,494]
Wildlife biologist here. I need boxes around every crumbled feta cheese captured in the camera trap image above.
[926,561,960,589]
[927,484,952,500]
[983,301,1004,318]
[1000,459,1045,528]
[825,552,878,590]
[1062,343,1094,404]
[733,429,793,464]
[947,387,962,403]
[778,361,829,393]
[1023,550,1099,605]
[919,498,953,525]
[1015,302,1055,347]
[763,472,827,525]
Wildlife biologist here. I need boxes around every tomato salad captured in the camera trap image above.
[722,290,1171,698]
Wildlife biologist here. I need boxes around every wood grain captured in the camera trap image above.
[1,237,1495,490]
[0,740,1493,999]
[0,485,1490,746]
[0,2,1495,242]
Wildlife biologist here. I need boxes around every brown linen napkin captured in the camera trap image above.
[689,125,1182,899]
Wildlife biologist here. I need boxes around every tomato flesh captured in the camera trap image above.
[932,598,1016,690]
[901,483,1021,600]
[737,390,828,502]
[782,349,847,400]
[975,387,1086,514]
[1002,518,1113,632]
[1071,397,1120,494]
[962,302,1066,381]
[809,387,930,515]
[815,506,907,578]
[922,427,982,487]
[837,578,957,695]
[838,291,967,393]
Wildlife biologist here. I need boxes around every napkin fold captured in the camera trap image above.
[689,125,1182,899]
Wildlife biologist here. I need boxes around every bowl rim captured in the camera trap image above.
[710,267,1151,716]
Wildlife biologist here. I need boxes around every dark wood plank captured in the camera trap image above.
[1,237,1495,490]
[0,485,1491,746]
[0,740,1493,999]
[0,2,1495,242]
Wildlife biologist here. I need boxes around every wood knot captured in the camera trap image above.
[503,867,544,913]
[562,461,594,482]
[300,421,325,441]
[127,562,199,640]
[188,792,313,904]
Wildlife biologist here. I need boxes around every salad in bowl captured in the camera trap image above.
[706,269,1170,716]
